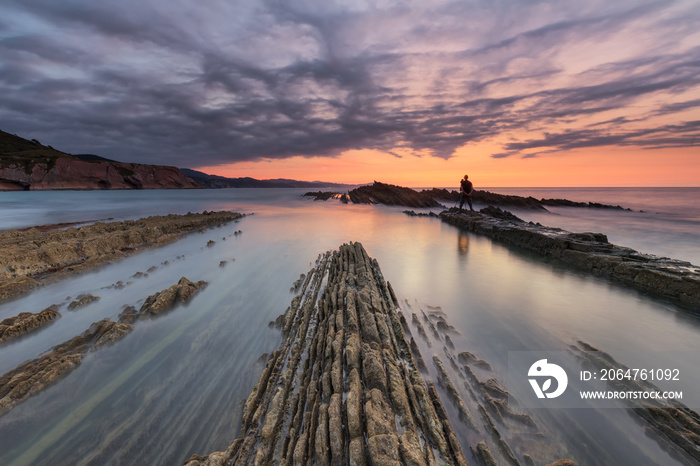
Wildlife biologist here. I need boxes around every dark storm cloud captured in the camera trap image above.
[0,0,698,167]
[500,120,700,158]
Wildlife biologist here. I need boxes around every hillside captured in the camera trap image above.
[0,130,200,191]
[0,131,77,169]
[180,168,351,189]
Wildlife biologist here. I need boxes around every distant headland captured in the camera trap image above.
[0,130,348,191]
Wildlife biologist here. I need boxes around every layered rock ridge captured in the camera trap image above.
[0,211,243,302]
[440,209,700,310]
[0,277,206,417]
[0,307,61,343]
[304,182,630,211]
[185,242,469,465]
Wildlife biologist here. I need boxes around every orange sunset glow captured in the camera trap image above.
[197,144,700,188]
[2,0,698,187]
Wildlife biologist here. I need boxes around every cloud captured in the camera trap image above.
[0,0,698,168]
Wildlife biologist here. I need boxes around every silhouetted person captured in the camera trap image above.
[459,174,474,212]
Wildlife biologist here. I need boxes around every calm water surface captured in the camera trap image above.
[0,188,698,465]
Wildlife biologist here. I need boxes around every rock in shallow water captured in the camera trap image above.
[0,307,60,343]
[0,276,207,418]
[440,210,700,310]
[185,242,469,465]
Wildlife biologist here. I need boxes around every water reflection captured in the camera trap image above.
[457,231,469,256]
[0,190,698,466]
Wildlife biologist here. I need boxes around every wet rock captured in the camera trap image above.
[403,210,439,218]
[349,438,367,466]
[139,277,207,316]
[444,335,455,349]
[328,394,344,462]
[546,461,579,466]
[347,369,364,439]
[472,441,498,466]
[268,314,285,329]
[67,294,100,310]
[0,276,210,418]
[189,243,472,465]
[399,431,427,466]
[480,205,523,222]
[367,434,401,465]
[366,389,396,437]
[349,182,442,208]
[118,305,139,324]
[441,210,700,310]
[362,345,388,393]
[304,191,341,201]
[0,319,132,416]
[457,351,492,371]
[432,355,476,428]
[541,197,630,210]
[436,318,458,334]
[219,261,228,267]
[410,338,428,372]
[147,266,158,273]
[0,307,60,343]
[482,378,509,400]
[411,313,431,346]
[574,341,700,464]
[206,240,216,247]
[0,211,243,303]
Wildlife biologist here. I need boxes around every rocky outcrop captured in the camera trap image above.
[572,341,700,465]
[0,277,206,417]
[121,277,207,321]
[349,182,443,208]
[185,243,468,465]
[403,210,439,218]
[0,319,133,416]
[303,191,349,202]
[440,209,700,310]
[67,294,100,310]
[0,211,243,302]
[0,307,60,343]
[306,183,631,211]
[541,198,631,210]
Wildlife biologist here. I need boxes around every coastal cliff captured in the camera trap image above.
[0,129,200,190]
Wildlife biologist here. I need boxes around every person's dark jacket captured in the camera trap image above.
[460,179,473,195]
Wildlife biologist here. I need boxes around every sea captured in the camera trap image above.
[0,187,698,466]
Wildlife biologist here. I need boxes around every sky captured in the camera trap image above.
[1,0,699,187]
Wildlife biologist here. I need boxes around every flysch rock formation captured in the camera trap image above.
[406,302,576,466]
[304,182,629,211]
[571,342,700,465]
[186,243,578,466]
[0,307,60,344]
[0,210,243,303]
[0,277,206,417]
[440,209,700,310]
[185,242,469,466]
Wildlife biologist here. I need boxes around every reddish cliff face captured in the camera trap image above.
[0,158,201,190]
